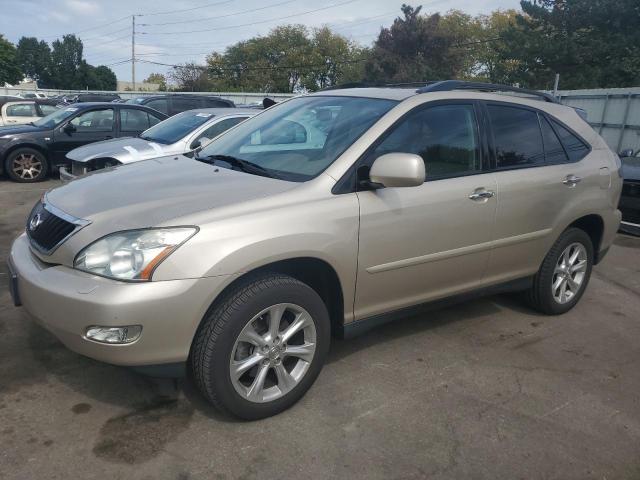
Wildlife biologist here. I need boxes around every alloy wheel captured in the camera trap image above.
[552,242,588,304]
[229,303,317,403]
[12,153,43,180]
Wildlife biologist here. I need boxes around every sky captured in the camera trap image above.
[0,0,520,84]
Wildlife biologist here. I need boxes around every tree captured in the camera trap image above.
[94,65,117,90]
[144,72,167,91]
[168,62,212,91]
[0,35,22,86]
[363,4,468,84]
[50,34,84,89]
[15,37,52,87]
[498,0,640,89]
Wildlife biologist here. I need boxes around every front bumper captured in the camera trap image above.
[9,233,233,367]
[58,166,76,182]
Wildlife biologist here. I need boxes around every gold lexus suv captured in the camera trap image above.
[8,81,623,419]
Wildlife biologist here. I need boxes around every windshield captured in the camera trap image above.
[198,96,397,181]
[140,111,216,144]
[32,106,80,128]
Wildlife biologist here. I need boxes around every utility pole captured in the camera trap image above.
[131,15,136,91]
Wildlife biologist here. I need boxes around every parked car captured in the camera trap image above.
[61,108,256,180]
[0,102,167,182]
[22,92,48,99]
[8,81,622,419]
[619,153,640,235]
[126,94,235,116]
[0,99,59,126]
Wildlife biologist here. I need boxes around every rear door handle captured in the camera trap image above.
[469,189,495,201]
[563,174,581,187]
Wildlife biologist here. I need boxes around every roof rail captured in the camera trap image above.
[321,81,436,91]
[416,80,560,104]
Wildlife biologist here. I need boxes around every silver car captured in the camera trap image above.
[8,82,622,420]
[59,108,255,180]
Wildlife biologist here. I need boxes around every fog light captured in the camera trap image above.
[85,325,142,344]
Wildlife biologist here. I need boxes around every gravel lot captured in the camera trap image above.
[1,178,639,480]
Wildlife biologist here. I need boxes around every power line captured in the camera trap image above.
[139,0,234,17]
[42,15,130,39]
[140,0,300,27]
[139,0,361,36]
[136,57,366,71]
[80,27,131,43]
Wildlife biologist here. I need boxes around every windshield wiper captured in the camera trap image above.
[195,154,279,179]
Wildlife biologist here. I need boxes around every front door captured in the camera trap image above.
[354,102,497,320]
[52,107,115,164]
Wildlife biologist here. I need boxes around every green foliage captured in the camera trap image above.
[0,35,22,85]
[15,37,53,87]
[144,73,167,91]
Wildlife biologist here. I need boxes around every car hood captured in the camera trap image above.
[621,157,640,181]
[45,154,298,229]
[66,137,181,164]
[0,124,48,137]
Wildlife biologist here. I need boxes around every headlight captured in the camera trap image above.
[74,227,197,281]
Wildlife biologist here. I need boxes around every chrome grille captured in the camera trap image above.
[26,201,80,253]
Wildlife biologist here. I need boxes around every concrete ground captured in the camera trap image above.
[1,178,639,480]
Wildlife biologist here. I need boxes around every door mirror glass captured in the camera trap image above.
[369,153,426,188]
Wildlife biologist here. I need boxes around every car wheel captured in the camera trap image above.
[5,148,49,182]
[191,273,330,420]
[525,227,593,315]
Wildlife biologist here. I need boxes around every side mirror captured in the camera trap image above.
[619,149,634,158]
[192,137,210,150]
[63,123,76,134]
[368,153,425,188]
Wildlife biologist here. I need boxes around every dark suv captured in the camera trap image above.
[127,94,235,116]
[0,102,167,182]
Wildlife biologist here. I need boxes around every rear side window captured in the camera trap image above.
[488,105,544,168]
[539,115,569,164]
[205,98,231,108]
[120,108,151,132]
[172,97,201,113]
[550,119,590,162]
[6,103,37,117]
[146,98,168,115]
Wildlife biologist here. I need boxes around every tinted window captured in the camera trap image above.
[38,104,58,116]
[120,108,150,132]
[70,108,114,132]
[204,98,231,108]
[200,96,396,181]
[146,98,168,115]
[370,104,480,178]
[488,105,544,168]
[171,97,201,113]
[550,119,590,162]
[140,111,215,144]
[540,115,568,164]
[148,113,163,126]
[6,104,37,117]
[192,116,247,149]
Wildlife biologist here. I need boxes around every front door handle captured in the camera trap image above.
[563,174,581,187]
[468,189,495,201]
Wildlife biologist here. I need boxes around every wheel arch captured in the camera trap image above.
[567,214,605,263]
[197,257,346,340]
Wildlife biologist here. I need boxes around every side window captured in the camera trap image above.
[120,108,150,132]
[70,109,114,132]
[550,119,590,162]
[191,117,247,149]
[172,97,200,113]
[488,105,544,168]
[6,104,37,117]
[539,114,569,164]
[370,104,480,179]
[146,99,168,115]
[38,104,58,116]
[148,113,163,126]
[205,98,231,108]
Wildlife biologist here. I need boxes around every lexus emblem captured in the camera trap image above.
[29,213,43,232]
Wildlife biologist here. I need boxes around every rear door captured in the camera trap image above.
[119,107,153,137]
[354,101,498,320]
[3,102,39,125]
[51,107,115,164]
[169,97,201,115]
[483,102,594,285]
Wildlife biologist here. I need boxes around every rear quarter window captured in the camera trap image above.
[550,118,590,162]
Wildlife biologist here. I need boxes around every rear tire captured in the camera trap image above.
[5,148,49,183]
[524,227,593,315]
[190,273,330,420]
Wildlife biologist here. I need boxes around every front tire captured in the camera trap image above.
[525,228,593,315]
[5,148,49,182]
[191,273,330,420]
